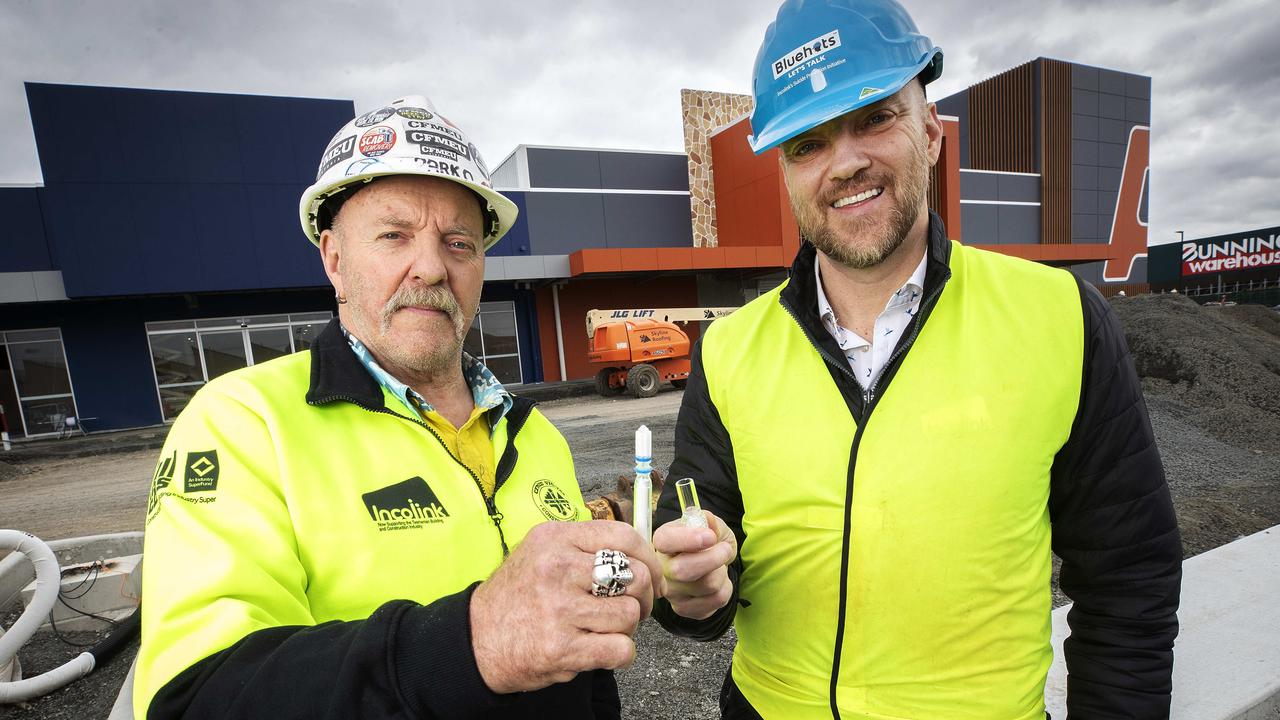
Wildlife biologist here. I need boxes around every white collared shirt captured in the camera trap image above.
[815,252,928,392]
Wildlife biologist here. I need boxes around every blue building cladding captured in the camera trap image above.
[25,83,353,297]
[485,190,532,257]
[0,188,52,272]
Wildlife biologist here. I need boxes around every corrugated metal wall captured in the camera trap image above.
[967,62,1037,173]
[1039,59,1073,244]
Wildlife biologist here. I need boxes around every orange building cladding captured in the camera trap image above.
[708,114,964,247]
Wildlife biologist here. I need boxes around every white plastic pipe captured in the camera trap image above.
[0,530,95,704]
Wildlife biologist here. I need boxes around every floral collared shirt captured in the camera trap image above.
[342,326,513,434]
[815,251,928,392]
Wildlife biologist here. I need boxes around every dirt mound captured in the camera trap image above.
[1111,294,1280,445]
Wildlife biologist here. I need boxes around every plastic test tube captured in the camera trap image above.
[633,425,652,540]
[676,477,708,529]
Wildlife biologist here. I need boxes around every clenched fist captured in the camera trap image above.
[469,520,665,694]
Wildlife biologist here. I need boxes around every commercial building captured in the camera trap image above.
[0,57,1157,438]
[1148,225,1280,304]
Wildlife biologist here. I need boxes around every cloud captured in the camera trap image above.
[0,0,1274,245]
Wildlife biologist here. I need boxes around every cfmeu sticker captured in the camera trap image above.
[184,450,220,493]
[532,480,577,521]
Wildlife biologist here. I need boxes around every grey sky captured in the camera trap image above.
[1,0,1275,246]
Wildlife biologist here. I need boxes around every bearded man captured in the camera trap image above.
[648,1,1183,718]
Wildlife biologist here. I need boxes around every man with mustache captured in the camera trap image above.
[134,95,663,719]
[649,1,1182,717]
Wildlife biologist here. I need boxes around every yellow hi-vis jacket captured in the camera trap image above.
[654,214,1182,719]
[135,320,611,720]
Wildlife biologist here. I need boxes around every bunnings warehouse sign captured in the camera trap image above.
[1182,231,1280,275]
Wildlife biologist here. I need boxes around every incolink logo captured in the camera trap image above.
[362,477,450,532]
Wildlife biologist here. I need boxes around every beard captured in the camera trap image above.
[791,132,932,270]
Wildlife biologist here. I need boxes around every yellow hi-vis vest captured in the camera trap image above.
[704,242,1083,719]
[134,348,585,718]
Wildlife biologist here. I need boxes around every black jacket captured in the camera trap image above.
[653,214,1182,719]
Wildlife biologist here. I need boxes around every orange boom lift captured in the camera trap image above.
[585,308,737,398]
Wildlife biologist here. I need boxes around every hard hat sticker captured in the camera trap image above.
[359,126,397,157]
[396,107,434,121]
[771,30,841,79]
[859,87,883,100]
[317,135,356,179]
[354,106,396,128]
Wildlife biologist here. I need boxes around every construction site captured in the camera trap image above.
[1,292,1278,718]
[2,6,1279,716]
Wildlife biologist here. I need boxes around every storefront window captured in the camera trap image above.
[466,301,523,386]
[146,312,332,421]
[0,329,78,438]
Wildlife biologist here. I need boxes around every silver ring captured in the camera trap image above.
[591,549,632,597]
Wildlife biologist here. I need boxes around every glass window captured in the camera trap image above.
[464,323,483,357]
[10,340,73,397]
[247,315,290,327]
[146,320,195,332]
[150,333,203,385]
[158,385,202,422]
[20,397,74,435]
[291,323,326,352]
[483,355,522,386]
[201,332,248,380]
[146,312,332,422]
[480,311,518,355]
[4,329,60,343]
[249,328,292,365]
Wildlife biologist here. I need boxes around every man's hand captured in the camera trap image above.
[652,511,737,620]
[469,520,664,695]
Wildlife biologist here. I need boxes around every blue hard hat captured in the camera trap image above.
[748,0,943,154]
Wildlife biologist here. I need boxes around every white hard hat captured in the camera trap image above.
[299,95,517,249]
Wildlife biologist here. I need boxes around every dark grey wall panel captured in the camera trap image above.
[1098,68,1128,95]
[1126,98,1150,124]
[997,204,1041,244]
[521,192,606,253]
[1072,88,1098,116]
[1126,74,1151,99]
[1072,64,1100,91]
[1098,93,1126,120]
[959,171,998,200]
[961,204,998,243]
[527,148,602,189]
[1073,164,1099,190]
[1072,139,1099,166]
[1100,118,1130,144]
[1073,189,1098,214]
[1098,142,1126,168]
[521,191,690,253]
[997,174,1040,202]
[525,148,690,191]
[1072,114,1098,141]
[601,194,692,247]
[598,153,689,191]
[935,90,970,168]
[1067,261,1104,285]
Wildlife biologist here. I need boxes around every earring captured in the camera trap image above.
[335,292,347,305]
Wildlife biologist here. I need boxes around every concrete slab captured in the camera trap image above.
[1046,525,1280,719]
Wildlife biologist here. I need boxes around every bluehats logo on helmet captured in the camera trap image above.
[771,30,842,79]
[748,0,943,154]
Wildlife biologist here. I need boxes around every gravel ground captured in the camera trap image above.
[2,299,1278,718]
